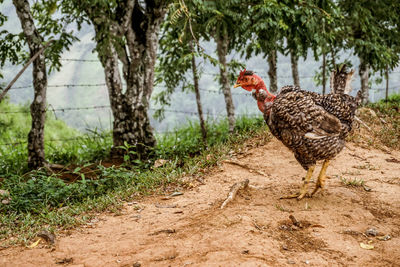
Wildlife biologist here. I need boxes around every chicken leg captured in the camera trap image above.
[311,159,330,196]
[280,165,316,200]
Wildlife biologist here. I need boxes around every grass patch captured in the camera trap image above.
[0,114,269,246]
[349,93,400,150]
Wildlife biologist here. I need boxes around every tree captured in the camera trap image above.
[155,1,208,145]
[197,1,250,133]
[66,0,170,158]
[0,0,77,169]
[289,48,300,87]
[283,0,341,94]
[247,1,286,93]
[338,0,400,104]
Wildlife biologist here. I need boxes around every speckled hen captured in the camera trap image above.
[234,66,361,200]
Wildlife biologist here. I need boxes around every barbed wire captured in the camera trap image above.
[10,83,107,90]
[0,104,260,117]
[8,80,399,94]
[0,136,106,147]
[60,58,99,62]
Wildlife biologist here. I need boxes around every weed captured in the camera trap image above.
[341,177,365,187]
[275,204,293,213]
[342,170,362,176]
[353,163,378,171]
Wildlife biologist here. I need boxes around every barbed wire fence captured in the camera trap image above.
[2,57,399,147]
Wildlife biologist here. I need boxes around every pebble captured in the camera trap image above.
[365,228,378,237]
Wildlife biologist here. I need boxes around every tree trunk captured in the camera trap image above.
[88,2,167,158]
[13,0,47,169]
[216,33,235,133]
[322,51,326,95]
[290,49,300,87]
[330,44,336,67]
[359,58,370,105]
[267,49,278,93]
[385,66,389,102]
[190,40,207,145]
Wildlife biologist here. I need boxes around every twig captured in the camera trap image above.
[149,229,176,236]
[155,204,177,208]
[220,179,249,209]
[349,153,367,161]
[354,116,372,131]
[223,160,269,177]
[289,215,302,228]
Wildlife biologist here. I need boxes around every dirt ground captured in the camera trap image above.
[1,137,400,267]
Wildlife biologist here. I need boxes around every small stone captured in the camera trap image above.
[282,245,289,250]
[305,260,310,265]
[287,259,295,264]
[279,225,288,230]
[132,262,141,267]
[363,185,372,192]
[242,250,250,254]
[365,228,378,237]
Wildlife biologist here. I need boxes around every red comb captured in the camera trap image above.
[239,69,247,78]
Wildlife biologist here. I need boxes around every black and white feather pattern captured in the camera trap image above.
[260,84,360,170]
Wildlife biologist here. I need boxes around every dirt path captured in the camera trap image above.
[1,138,400,267]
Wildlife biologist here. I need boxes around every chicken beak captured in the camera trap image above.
[233,83,241,88]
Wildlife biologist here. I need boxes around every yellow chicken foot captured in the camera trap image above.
[280,165,316,200]
[311,160,330,196]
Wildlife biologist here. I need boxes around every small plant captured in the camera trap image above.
[275,204,293,213]
[341,177,365,187]
[353,164,378,171]
[342,170,362,176]
[117,141,143,166]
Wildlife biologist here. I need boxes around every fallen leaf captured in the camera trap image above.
[37,230,56,245]
[153,159,168,168]
[28,238,41,248]
[0,189,9,196]
[360,242,374,250]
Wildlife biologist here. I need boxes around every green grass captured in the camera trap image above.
[0,113,268,247]
[369,93,400,116]
[0,99,82,175]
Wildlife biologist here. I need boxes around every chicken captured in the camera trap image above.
[233,67,360,200]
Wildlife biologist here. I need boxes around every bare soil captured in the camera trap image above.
[1,137,400,267]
